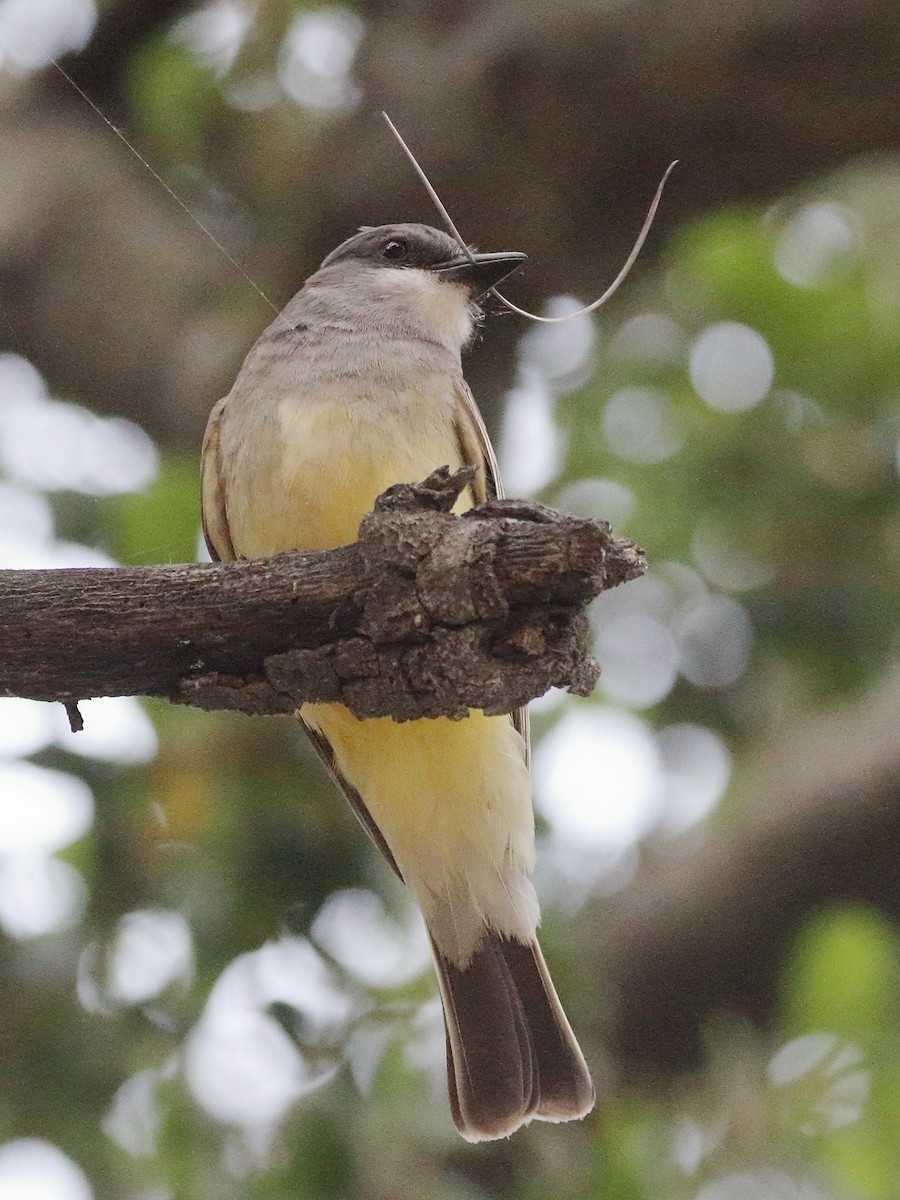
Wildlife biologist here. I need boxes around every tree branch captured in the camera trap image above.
[1,468,644,721]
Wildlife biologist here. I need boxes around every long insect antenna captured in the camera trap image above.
[382,111,677,324]
[381,112,476,265]
[51,58,293,334]
[492,161,678,323]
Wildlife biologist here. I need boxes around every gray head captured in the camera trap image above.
[321,223,458,273]
[319,223,526,296]
[279,223,525,354]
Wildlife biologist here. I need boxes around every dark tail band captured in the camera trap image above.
[431,932,595,1142]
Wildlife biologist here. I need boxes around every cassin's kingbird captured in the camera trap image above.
[201,223,595,1141]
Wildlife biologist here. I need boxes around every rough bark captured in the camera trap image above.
[0,468,644,720]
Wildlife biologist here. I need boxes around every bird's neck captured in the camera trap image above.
[281,268,476,358]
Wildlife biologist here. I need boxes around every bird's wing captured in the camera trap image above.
[302,721,402,879]
[452,378,531,767]
[452,376,502,503]
[200,396,236,563]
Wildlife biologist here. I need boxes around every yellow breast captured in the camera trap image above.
[226,384,465,558]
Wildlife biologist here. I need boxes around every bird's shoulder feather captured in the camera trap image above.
[200,395,235,563]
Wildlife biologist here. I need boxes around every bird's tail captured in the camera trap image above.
[430,931,595,1142]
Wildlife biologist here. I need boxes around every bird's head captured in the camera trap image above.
[307,222,526,350]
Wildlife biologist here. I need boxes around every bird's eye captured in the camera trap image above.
[382,239,407,260]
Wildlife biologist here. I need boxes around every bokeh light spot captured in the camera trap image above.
[0,761,93,854]
[519,296,596,385]
[554,477,635,528]
[312,888,429,987]
[689,322,774,412]
[0,1139,93,1200]
[173,0,251,76]
[0,698,56,759]
[0,0,95,74]
[0,355,158,495]
[0,856,87,939]
[534,707,662,853]
[108,910,194,1005]
[675,595,753,688]
[692,524,773,592]
[656,724,731,835]
[695,1170,828,1200]
[608,312,688,364]
[278,7,363,111]
[774,202,858,289]
[499,373,565,494]
[53,697,159,765]
[185,1010,312,1128]
[595,612,679,708]
[601,386,682,463]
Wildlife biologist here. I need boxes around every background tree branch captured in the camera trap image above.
[594,667,900,1081]
[3,0,900,448]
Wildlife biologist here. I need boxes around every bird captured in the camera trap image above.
[200,222,595,1142]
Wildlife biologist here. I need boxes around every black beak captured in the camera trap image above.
[435,250,527,296]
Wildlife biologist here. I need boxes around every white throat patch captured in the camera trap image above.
[379,267,475,349]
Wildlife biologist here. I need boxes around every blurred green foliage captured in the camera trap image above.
[112,453,203,564]
[2,8,900,1200]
